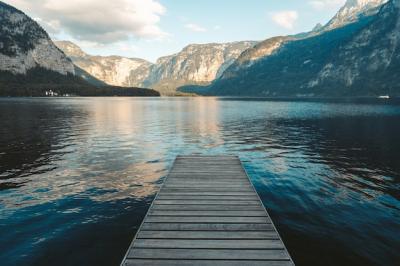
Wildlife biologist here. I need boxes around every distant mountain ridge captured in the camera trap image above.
[55,41,152,88]
[142,41,256,95]
[56,40,256,95]
[181,0,398,97]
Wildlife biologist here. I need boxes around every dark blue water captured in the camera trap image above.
[0,97,399,265]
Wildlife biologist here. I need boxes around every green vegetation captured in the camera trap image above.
[0,68,160,97]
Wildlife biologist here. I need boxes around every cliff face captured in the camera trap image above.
[56,41,255,94]
[183,0,398,97]
[322,0,388,31]
[140,41,256,94]
[307,0,400,94]
[219,0,388,82]
[55,41,152,87]
[219,37,292,79]
[0,2,75,75]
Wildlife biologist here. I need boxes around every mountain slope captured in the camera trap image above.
[322,0,388,31]
[308,0,400,94]
[183,0,399,97]
[56,40,255,95]
[0,1,74,75]
[0,1,160,97]
[143,42,256,94]
[55,41,152,87]
[217,0,387,81]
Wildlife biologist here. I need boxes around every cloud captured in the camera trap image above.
[184,23,207,32]
[6,0,168,44]
[308,0,345,11]
[270,11,298,30]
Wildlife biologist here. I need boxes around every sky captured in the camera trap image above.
[5,0,347,62]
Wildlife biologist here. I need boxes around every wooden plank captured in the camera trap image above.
[151,205,263,211]
[124,259,293,266]
[136,231,279,239]
[158,192,256,196]
[161,188,254,192]
[148,210,267,217]
[127,248,290,260]
[153,200,259,205]
[133,239,285,249]
[140,223,275,231]
[121,155,294,266]
[165,180,249,183]
[156,195,258,200]
[163,185,252,189]
[144,216,270,223]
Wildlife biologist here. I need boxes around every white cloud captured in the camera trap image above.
[270,11,299,30]
[184,23,207,32]
[308,0,346,11]
[6,0,168,44]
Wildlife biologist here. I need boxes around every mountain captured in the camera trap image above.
[56,40,255,95]
[142,42,256,95]
[182,0,398,97]
[308,0,400,94]
[0,1,74,76]
[215,0,387,82]
[0,1,159,97]
[55,41,152,87]
[219,37,292,79]
[322,0,388,31]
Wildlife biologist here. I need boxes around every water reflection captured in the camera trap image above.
[0,98,399,266]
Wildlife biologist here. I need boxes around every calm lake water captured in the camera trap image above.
[0,97,399,266]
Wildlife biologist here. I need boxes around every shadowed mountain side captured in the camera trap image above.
[180,0,400,97]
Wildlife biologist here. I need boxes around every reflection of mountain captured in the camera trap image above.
[216,105,400,201]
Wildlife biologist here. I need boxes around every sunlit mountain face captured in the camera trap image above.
[182,0,400,97]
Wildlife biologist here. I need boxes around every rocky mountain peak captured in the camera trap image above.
[324,0,388,30]
[142,41,256,94]
[312,23,323,31]
[55,41,87,58]
[0,1,75,75]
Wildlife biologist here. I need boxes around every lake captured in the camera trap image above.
[0,97,399,265]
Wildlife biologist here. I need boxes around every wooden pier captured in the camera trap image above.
[121,155,294,265]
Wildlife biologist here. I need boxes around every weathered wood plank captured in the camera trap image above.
[127,248,290,260]
[133,239,285,249]
[151,205,263,211]
[161,188,254,192]
[148,210,267,217]
[124,259,293,266]
[156,195,258,200]
[121,155,293,266]
[144,216,270,223]
[158,192,256,196]
[136,230,279,239]
[140,223,274,231]
[153,200,260,205]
